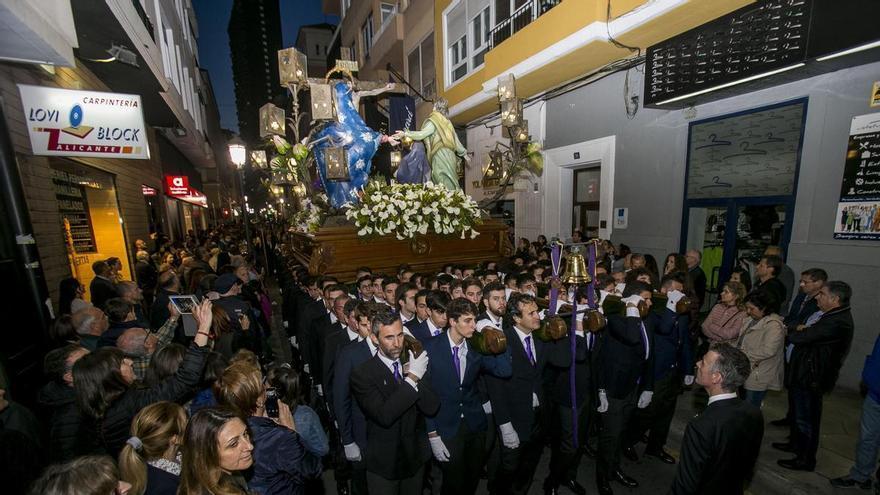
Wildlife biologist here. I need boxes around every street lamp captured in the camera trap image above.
[227,136,252,253]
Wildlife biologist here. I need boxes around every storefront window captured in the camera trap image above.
[52,159,131,301]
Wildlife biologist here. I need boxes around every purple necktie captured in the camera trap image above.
[640,322,650,360]
[524,336,536,366]
[452,346,461,383]
[433,329,441,336]
[392,361,402,382]
[587,333,594,351]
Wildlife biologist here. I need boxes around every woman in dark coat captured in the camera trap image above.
[73,300,214,457]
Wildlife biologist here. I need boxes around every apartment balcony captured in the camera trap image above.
[489,0,561,51]
[364,10,404,74]
[72,0,212,168]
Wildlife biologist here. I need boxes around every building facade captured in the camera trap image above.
[0,0,233,396]
[434,0,880,390]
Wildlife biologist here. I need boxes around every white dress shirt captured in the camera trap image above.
[707,392,738,405]
[427,318,443,337]
[345,326,359,342]
[447,333,468,385]
[478,311,503,328]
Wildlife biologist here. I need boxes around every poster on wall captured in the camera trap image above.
[17,85,150,159]
[833,113,880,240]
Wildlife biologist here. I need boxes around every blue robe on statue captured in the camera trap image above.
[314,81,382,208]
[395,141,431,184]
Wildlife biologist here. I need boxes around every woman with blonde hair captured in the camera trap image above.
[178,407,253,495]
[701,280,748,344]
[118,402,187,495]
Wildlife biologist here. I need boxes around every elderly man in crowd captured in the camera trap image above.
[115,305,179,381]
[71,306,108,351]
[778,281,855,472]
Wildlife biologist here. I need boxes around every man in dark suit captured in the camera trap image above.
[684,250,706,309]
[394,283,419,325]
[545,290,595,495]
[770,268,827,429]
[778,281,855,471]
[626,273,692,465]
[321,294,355,403]
[424,298,512,494]
[351,306,440,494]
[669,343,763,494]
[595,281,655,494]
[302,281,345,383]
[404,289,430,334]
[89,260,117,310]
[486,293,585,495]
[332,302,376,495]
[409,290,451,344]
[755,255,788,311]
[477,282,506,329]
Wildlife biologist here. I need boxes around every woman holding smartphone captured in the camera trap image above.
[214,362,319,495]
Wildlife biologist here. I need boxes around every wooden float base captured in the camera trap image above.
[288,218,511,280]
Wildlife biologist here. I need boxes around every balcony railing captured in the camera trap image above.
[489,0,561,50]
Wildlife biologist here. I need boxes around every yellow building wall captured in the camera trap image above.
[435,0,754,123]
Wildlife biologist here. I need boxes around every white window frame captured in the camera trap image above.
[362,13,373,57]
[407,32,436,99]
[380,2,397,26]
[470,6,491,70]
[443,0,493,90]
[449,36,467,84]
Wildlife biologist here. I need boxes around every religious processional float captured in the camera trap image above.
[251,49,543,278]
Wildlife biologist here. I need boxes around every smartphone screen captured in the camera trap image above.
[265,388,279,418]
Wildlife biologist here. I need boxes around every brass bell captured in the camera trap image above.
[561,248,591,284]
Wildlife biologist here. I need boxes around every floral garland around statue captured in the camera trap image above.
[344,180,483,240]
[291,193,329,234]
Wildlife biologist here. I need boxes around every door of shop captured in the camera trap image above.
[679,99,807,301]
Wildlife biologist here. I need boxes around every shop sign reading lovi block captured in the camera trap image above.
[18,85,150,160]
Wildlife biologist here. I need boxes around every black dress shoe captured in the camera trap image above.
[829,476,873,489]
[770,417,791,427]
[596,477,614,495]
[645,448,676,464]
[612,469,639,488]
[771,441,796,453]
[544,485,560,495]
[622,446,639,462]
[336,482,350,495]
[777,458,815,471]
[561,479,587,495]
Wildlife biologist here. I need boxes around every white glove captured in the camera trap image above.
[576,303,590,322]
[429,435,451,462]
[406,350,429,380]
[343,442,362,461]
[538,309,547,320]
[622,294,644,306]
[482,401,493,414]
[615,283,626,295]
[622,294,644,317]
[498,422,520,449]
[597,389,609,413]
[315,384,324,396]
[684,375,695,386]
[638,391,653,409]
[666,290,685,312]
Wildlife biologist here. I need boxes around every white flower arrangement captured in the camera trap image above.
[291,193,329,234]
[344,180,483,240]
